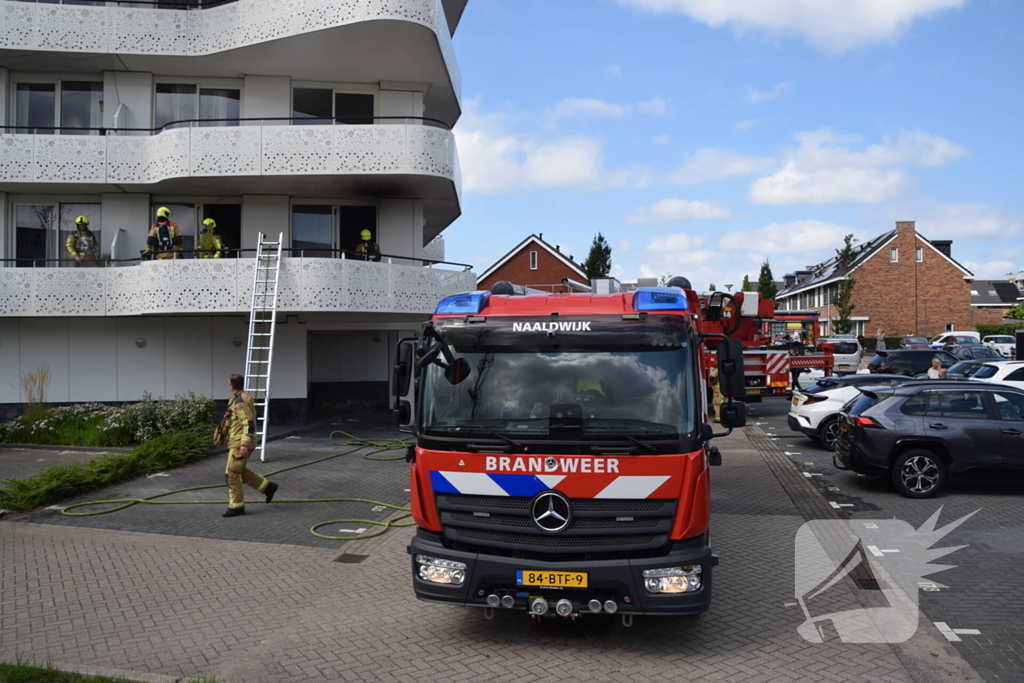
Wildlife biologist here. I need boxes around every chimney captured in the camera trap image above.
[932,239,952,258]
[895,220,915,235]
[538,233,543,241]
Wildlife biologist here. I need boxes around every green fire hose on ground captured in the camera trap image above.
[60,431,417,541]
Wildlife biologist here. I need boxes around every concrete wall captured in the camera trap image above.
[378,198,423,262]
[242,76,290,119]
[104,71,154,133]
[0,316,307,404]
[101,193,151,258]
[378,87,425,119]
[308,330,391,382]
[242,195,289,252]
[0,191,7,261]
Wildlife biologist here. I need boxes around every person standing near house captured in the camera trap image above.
[875,328,887,350]
[66,216,99,267]
[354,229,381,262]
[222,374,278,518]
[198,218,223,258]
[145,206,182,260]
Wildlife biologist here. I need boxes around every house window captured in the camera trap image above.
[529,251,538,270]
[14,81,102,135]
[890,247,898,263]
[155,84,241,130]
[292,88,375,125]
[915,247,923,262]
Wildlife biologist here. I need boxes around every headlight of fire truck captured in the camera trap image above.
[416,555,467,585]
[642,565,702,593]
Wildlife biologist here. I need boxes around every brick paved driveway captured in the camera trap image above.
[0,416,982,682]
[753,395,1024,683]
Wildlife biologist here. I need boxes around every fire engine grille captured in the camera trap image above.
[436,495,676,554]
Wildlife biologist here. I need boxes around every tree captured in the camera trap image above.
[708,283,716,292]
[581,232,612,280]
[758,259,778,300]
[1007,301,1024,320]
[833,234,858,334]
[741,274,752,292]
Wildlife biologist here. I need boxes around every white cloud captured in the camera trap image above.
[550,96,670,119]
[645,233,708,252]
[618,240,633,253]
[605,64,624,79]
[918,203,1023,240]
[455,97,655,194]
[746,82,790,103]
[614,0,964,54]
[669,147,774,186]
[627,199,732,224]
[652,134,671,145]
[963,260,1019,280]
[718,220,860,254]
[749,128,967,205]
[733,119,757,131]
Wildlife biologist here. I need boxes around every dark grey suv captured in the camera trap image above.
[835,380,1024,497]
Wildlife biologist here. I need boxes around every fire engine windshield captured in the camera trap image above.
[422,345,698,441]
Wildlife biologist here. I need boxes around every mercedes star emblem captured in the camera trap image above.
[531,490,572,533]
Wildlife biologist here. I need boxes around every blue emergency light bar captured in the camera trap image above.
[435,291,492,315]
[633,287,689,312]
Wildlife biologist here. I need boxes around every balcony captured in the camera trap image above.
[0,255,476,317]
[0,0,461,119]
[0,119,461,230]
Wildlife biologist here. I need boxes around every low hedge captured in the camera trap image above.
[975,323,1024,338]
[2,393,214,448]
[0,429,210,513]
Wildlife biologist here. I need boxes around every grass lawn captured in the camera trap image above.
[0,658,218,682]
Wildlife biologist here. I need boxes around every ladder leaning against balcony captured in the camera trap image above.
[245,232,283,463]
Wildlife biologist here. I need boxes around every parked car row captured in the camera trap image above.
[789,360,1024,497]
[983,334,1017,359]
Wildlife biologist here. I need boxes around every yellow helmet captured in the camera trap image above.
[156,206,171,219]
[74,215,89,225]
[360,229,372,241]
[202,218,217,230]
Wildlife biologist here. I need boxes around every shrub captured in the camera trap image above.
[21,364,50,424]
[975,323,1023,338]
[3,393,215,448]
[861,338,902,352]
[0,430,209,512]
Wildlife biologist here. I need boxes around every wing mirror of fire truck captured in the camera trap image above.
[393,338,417,432]
[716,338,746,398]
[718,401,746,430]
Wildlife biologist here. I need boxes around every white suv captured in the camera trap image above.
[983,335,1017,359]
[969,361,1024,390]
[815,337,864,375]
[788,374,907,450]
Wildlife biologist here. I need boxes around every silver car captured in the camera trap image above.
[816,337,864,375]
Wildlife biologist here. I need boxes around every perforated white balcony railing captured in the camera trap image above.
[0,0,461,100]
[0,257,476,317]
[0,123,457,186]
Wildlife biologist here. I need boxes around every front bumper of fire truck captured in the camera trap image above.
[408,529,716,616]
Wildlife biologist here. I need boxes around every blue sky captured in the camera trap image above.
[443,0,1023,290]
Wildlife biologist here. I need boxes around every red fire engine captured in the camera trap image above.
[391,278,748,623]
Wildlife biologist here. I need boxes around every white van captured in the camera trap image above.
[929,331,981,349]
[815,337,864,375]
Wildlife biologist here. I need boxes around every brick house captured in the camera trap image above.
[478,234,588,293]
[970,280,1022,325]
[776,221,977,338]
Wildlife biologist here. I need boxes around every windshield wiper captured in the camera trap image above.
[487,431,528,452]
[587,429,659,454]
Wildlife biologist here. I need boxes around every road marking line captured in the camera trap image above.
[827,486,840,492]
[784,451,802,455]
[45,506,63,511]
[829,502,854,509]
[146,472,169,478]
[867,546,900,557]
[338,528,367,534]
[934,622,981,642]
[803,472,822,478]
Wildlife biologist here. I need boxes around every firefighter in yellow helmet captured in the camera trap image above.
[66,215,99,267]
[145,206,182,260]
[198,218,223,258]
[222,373,278,517]
[354,228,381,262]
[708,367,724,423]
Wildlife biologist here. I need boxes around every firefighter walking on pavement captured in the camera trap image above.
[145,206,183,260]
[222,373,278,518]
[66,215,99,267]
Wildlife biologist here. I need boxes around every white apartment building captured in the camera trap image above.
[0,0,472,420]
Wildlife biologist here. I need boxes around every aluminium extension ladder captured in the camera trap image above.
[244,232,283,462]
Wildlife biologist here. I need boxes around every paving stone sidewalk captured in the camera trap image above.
[0,423,983,682]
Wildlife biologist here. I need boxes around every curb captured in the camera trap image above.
[0,443,133,453]
[744,424,983,683]
[40,660,187,683]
